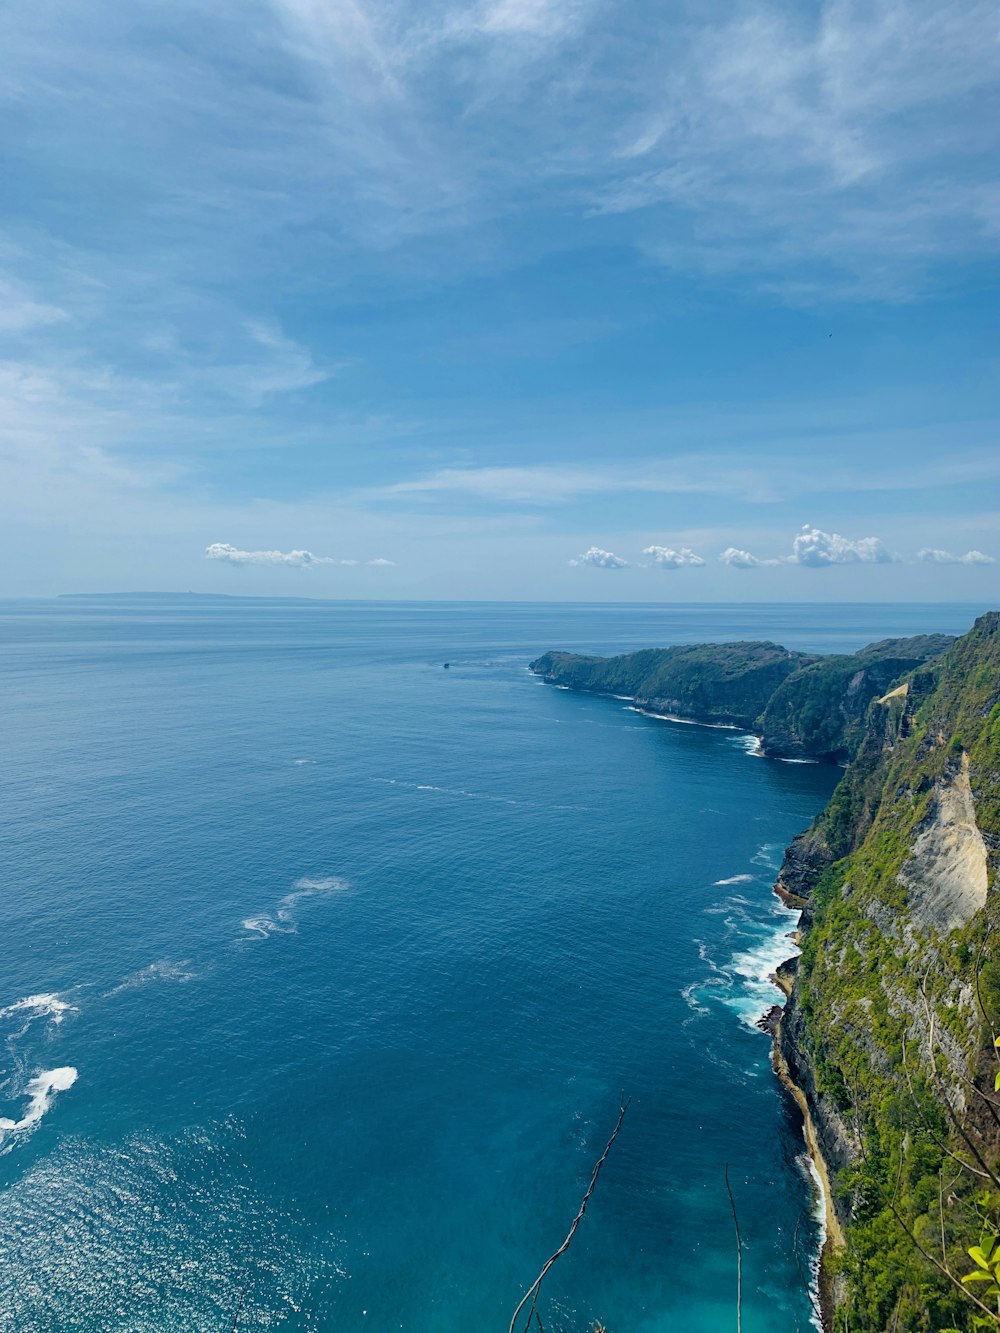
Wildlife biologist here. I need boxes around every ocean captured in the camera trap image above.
[0,598,981,1332]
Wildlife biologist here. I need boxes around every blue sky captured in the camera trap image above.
[2,0,998,599]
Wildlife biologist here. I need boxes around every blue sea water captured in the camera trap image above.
[0,598,982,1332]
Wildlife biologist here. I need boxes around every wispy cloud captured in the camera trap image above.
[6,0,997,300]
[0,277,69,334]
[570,546,628,568]
[369,462,778,505]
[917,547,996,565]
[594,1,1000,294]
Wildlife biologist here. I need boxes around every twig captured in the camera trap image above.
[919,978,1000,1191]
[509,1097,631,1333]
[900,1036,991,1179]
[849,1086,998,1321]
[725,1163,743,1333]
[230,1287,246,1332]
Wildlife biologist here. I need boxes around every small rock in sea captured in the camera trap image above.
[756,1004,784,1034]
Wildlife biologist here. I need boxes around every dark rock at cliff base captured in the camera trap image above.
[774,830,834,906]
[756,1004,784,1034]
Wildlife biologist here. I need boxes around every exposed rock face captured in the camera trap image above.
[774,830,833,908]
[772,611,1000,1331]
[758,637,953,761]
[898,755,989,933]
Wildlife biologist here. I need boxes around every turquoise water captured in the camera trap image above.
[0,599,979,1332]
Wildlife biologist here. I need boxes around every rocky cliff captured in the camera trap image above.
[530,635,952,762]
[774,612,1000,1331]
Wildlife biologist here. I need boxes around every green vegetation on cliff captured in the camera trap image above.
[778,613,1000,1332]
[530,641,812,729]
[531,635,952,761]
[759,635,954,762]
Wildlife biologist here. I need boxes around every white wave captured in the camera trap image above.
[687,891,802,1030]
[241,915,286,938]
[242,876,349,939]
[713,873,755,885]
[626,706,738,730]
[725,916,800,1029]
[799,1151,828,1332]
[751,842,783,871]
[105,961,195,997]
[290,876,345,894]
[775,755,820,764]
[680,982,709,1016]
[732,734,762,756]
[375,778,520,806]
[291,758,314,766]
[0,1067,78,1140]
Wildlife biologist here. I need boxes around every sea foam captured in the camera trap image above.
[0,993,76,1027]
[0,1067,78,1139]
[105,961,196,997]
[242,876,349,938]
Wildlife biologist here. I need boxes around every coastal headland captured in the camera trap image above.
[532,614,1000,1331]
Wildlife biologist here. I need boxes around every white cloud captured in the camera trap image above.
[719,546,779,568]
[718,527,897,568]
[204,543,396,569]
[642,545,705,568]
[205,542,336,567]
[917,547,996,565]
[571,546,628,569]
[788,524,896,567]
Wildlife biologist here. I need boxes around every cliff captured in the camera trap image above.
[530,635,952,762]
[759,634,954,762]
[775,612,1000,1331]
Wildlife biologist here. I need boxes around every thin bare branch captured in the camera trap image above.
[919,978,1000,1192]
[508,1097,631,1333]
[900,1036,991,1179]
[725,1163,743,1333]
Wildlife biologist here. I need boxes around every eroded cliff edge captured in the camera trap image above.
[772,612,1000,1331]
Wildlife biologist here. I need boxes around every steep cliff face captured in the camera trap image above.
[530,641,812,730]
[759,635,953,762]
[776,613,1000,1332]
[531,635,951,762]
